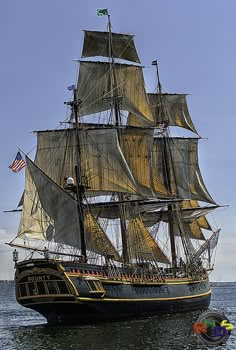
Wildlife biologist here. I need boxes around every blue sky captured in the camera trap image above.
[0,0,235,281]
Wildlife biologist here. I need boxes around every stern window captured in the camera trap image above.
[37,281,47,295]
[19,283,27,297]
[46,281,58,294]
[57,281,70,294]
[28,282,38,295]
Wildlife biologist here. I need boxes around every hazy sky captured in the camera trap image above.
[1,0,236,281]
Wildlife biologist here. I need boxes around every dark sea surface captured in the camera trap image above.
[0,281,235,350]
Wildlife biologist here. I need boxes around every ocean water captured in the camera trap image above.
[0,281,235,350]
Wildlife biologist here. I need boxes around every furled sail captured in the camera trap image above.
[148,93,198,134]
[141,203,217,229]
[152,137,216,204]
[127,217,170,263]
[76,61,154,124]
[89,199,181,220]
[82,31,140,63]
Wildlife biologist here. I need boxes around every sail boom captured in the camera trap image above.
[6,242,83,259]
[142,204,219,227]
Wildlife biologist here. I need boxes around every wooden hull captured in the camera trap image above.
[15,259,211,325]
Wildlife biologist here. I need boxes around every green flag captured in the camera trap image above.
[97,8,108,16]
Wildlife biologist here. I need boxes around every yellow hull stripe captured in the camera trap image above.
[78,289,211,302]
[18,289,211,305]
[100,279,208,286]
[18,294,73,301]
[67,274,208,286]
[17,289,211,304]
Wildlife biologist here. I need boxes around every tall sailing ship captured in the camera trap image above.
[7,12,220,324]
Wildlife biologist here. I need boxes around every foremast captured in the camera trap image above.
[69,90,87,262]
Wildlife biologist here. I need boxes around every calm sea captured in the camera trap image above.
[0,281,235,350]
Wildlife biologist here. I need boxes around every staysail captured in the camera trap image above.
[127,217,170,263]
[18,156,121,261]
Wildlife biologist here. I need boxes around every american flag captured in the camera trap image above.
[9,151,26,173]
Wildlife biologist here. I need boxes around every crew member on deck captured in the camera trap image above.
[63,176,77,193]
[43,247,49,259]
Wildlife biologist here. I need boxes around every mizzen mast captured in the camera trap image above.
[152,60,177,269]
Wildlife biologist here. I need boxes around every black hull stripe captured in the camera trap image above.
[18,289,211,304]
[78,290,211,302]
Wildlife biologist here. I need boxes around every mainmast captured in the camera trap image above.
[107,14,129,264]
[153,60,177,268]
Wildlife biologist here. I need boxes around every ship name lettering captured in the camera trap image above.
[28,275,50,282]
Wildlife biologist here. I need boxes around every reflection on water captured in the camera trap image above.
[0,282,235,350]
[1,314,202,350]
